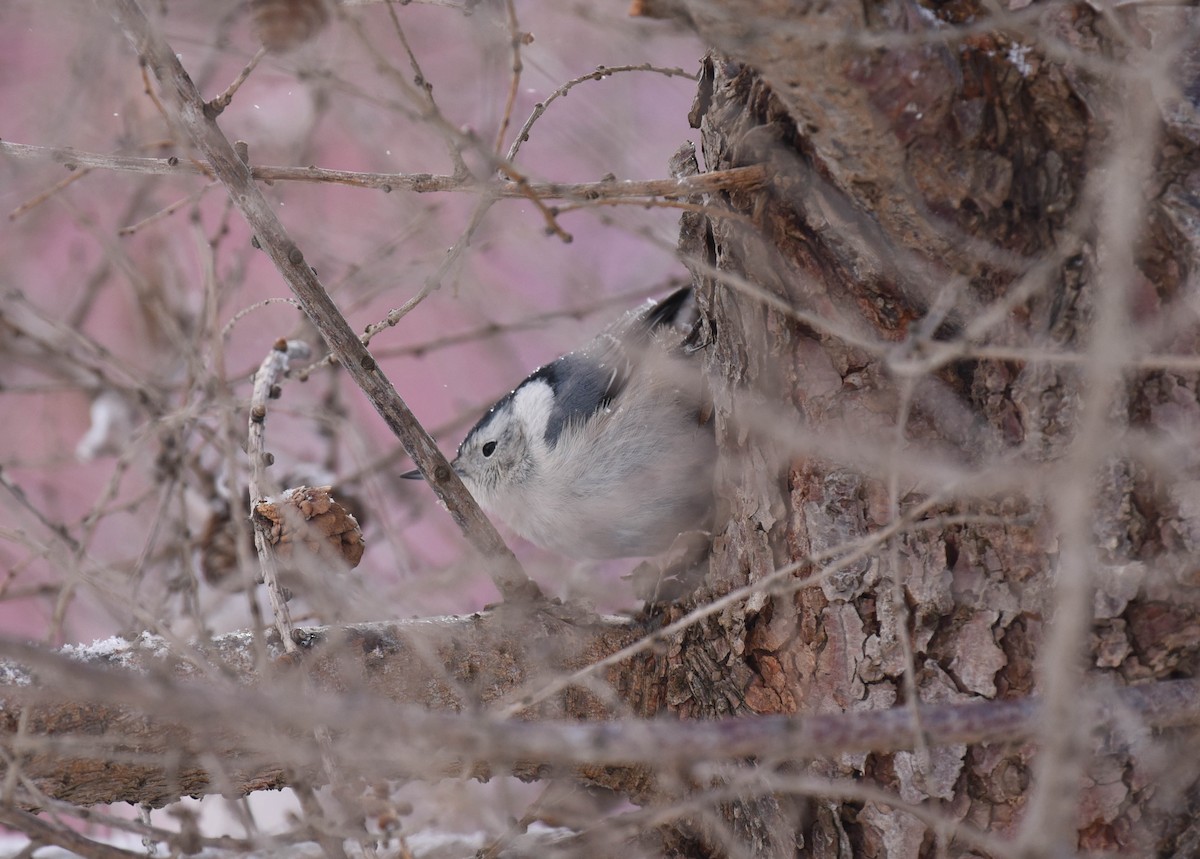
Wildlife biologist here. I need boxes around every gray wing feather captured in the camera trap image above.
[542,287,695,447]
[542,353,614,447]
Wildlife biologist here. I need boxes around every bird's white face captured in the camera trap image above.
[453,409,524,505]
[452,379,554,509]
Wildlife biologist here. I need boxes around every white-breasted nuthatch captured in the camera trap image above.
[403,287,714,559]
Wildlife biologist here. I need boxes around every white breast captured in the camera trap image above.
[485,373,715,559]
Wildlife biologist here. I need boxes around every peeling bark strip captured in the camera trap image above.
[0,625,1196,810]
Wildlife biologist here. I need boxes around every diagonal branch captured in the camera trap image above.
[98,0,539,602]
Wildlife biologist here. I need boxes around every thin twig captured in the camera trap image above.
[0,140,766,200]
[117,180,218,235]
[1015,56,1161,857]
[293,782,350,859]
[359,188,500,348]
[0,472,81,554]
[139,54,170,126]
[494,0,524,155]
[247,339,312,650]
[191,214,271,673]
[507,63,697,162]
[206,47,266,116]
[368,283,684,361]
[0,807,147,859]
[220,297,304,341]
[341,12,630,244]
[7,166,94,221]
[375,1,469,176]
[886,375,930,769]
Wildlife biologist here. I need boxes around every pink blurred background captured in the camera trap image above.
[0,0,708,842]
[0,1,706,640]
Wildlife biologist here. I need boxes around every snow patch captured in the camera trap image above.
[1007,42,1033,77]
[57,630,171,669]
[60,635,131,660]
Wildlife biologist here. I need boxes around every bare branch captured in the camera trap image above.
[0,807,147,859]
[0,140,766,201]
[0,610,647,807]
[100,0,539,601]
[246,339,313,649]
[0,628,1195,810]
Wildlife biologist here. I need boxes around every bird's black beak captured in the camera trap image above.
[399,468,424,480]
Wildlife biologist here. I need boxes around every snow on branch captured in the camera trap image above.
[1,619,1196,810]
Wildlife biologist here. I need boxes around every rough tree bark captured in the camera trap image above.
[652,1,1200,857]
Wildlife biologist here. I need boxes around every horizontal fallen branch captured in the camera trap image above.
[0,615,1195,810]
[0,610,652,807]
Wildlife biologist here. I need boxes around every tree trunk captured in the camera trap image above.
[656,1,1200,856]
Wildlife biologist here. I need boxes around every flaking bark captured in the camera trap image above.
[655,1,1200,855]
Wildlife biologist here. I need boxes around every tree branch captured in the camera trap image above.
[0,807,147,859]
[1,618,1196,810]
[0,610,652,808]
[98,0,540,602]
[0,140,766,202]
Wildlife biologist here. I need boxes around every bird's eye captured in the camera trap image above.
[482,441,497,457]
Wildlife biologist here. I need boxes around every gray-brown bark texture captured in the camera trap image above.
[655,1,1200,857]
